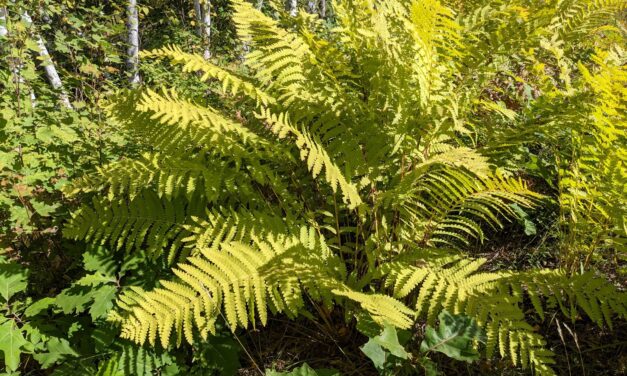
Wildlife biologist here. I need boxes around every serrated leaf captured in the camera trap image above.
[24,297,55,317]
[33,337,78,368]
[55,276,116,318]
[55,285,96,314]
[89,285,117,319]
[30,200,60,217]
[0,263,28,302]
[0,320,28,371]
[75,273,115,286]
[83,246,117,276]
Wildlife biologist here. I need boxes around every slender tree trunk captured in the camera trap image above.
[0,7,7,38]
[126,0,140,84]
[320,0,326,18]
[289,0,297,16]
[193,0,211,59]
[307,0,316,14]
[201,0,211,59]
[22,12,71,108]
[193,0,203,36]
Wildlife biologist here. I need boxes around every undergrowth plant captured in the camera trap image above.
[62,0,627,374]
[0,2,126,250]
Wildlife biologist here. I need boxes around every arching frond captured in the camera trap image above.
[379,252,627,375]
[65,191,204,262]
[110,229,347,347]
[143,45,276,106]
[256,108,362,208]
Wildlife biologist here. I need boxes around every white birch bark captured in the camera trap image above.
[22,12,71,108]
[201,0,211,60]
[0,7,7,38]
[126,0,140,84]
[307,0,316,14]
[320,0,326,18]
[194,0,211,60]
[289,0,298,16]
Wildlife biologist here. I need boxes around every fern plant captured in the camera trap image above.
[65,0,627,374]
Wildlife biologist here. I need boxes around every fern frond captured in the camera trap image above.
[379,252,627,375]
[65,191,204,262]
[256,108,362,208]
[104,90,255,157]
[232,0,309,95]
[110,229,345,347]
[384,161,541,247]
[332,288,415,329]
[143,45,276,106]
[137,88,262,146]
[182,207,294,252]
[95,342,171,376]
[551,0,626,41]
[65,152,261,203]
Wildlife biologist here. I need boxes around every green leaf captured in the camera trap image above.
[361,325,409,370]
[33,337,78,368]
[420,357,441,376]
[75,273,115,286]
[89,285,117,319]
[510,203,537,236]
[0,319,28,371]
[24,297,55,317]
[30,200,60,217]
[83,247,117,276]
[419,310,483,362]
[266,363,340,376]
[0,262,28,302]
[360,340,387,369]
[371,325,409,359]
[55,285,95,314]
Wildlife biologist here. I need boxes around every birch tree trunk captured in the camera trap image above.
[193,0,203,37]
[289,0,298,16]
[126,0,140,84]
[201,1,211,59]
[0,7,7,38]
[307,0,316,14]
[320,0,326,18]
[22,12,71,108]
[194,0,211,60]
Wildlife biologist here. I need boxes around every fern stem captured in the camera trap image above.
[219,312,264,375]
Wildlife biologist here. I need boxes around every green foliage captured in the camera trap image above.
[420,310,483,362]
[0,259,29,372]
[0,262,27,302]
[361,312,484,374]
[0,1,126,249]
[266,363,340,376]
[61,0,627,375]
[1,0,625,374]
[556,49,627,272]
[361,325,410,371]
[0,319,29,372]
